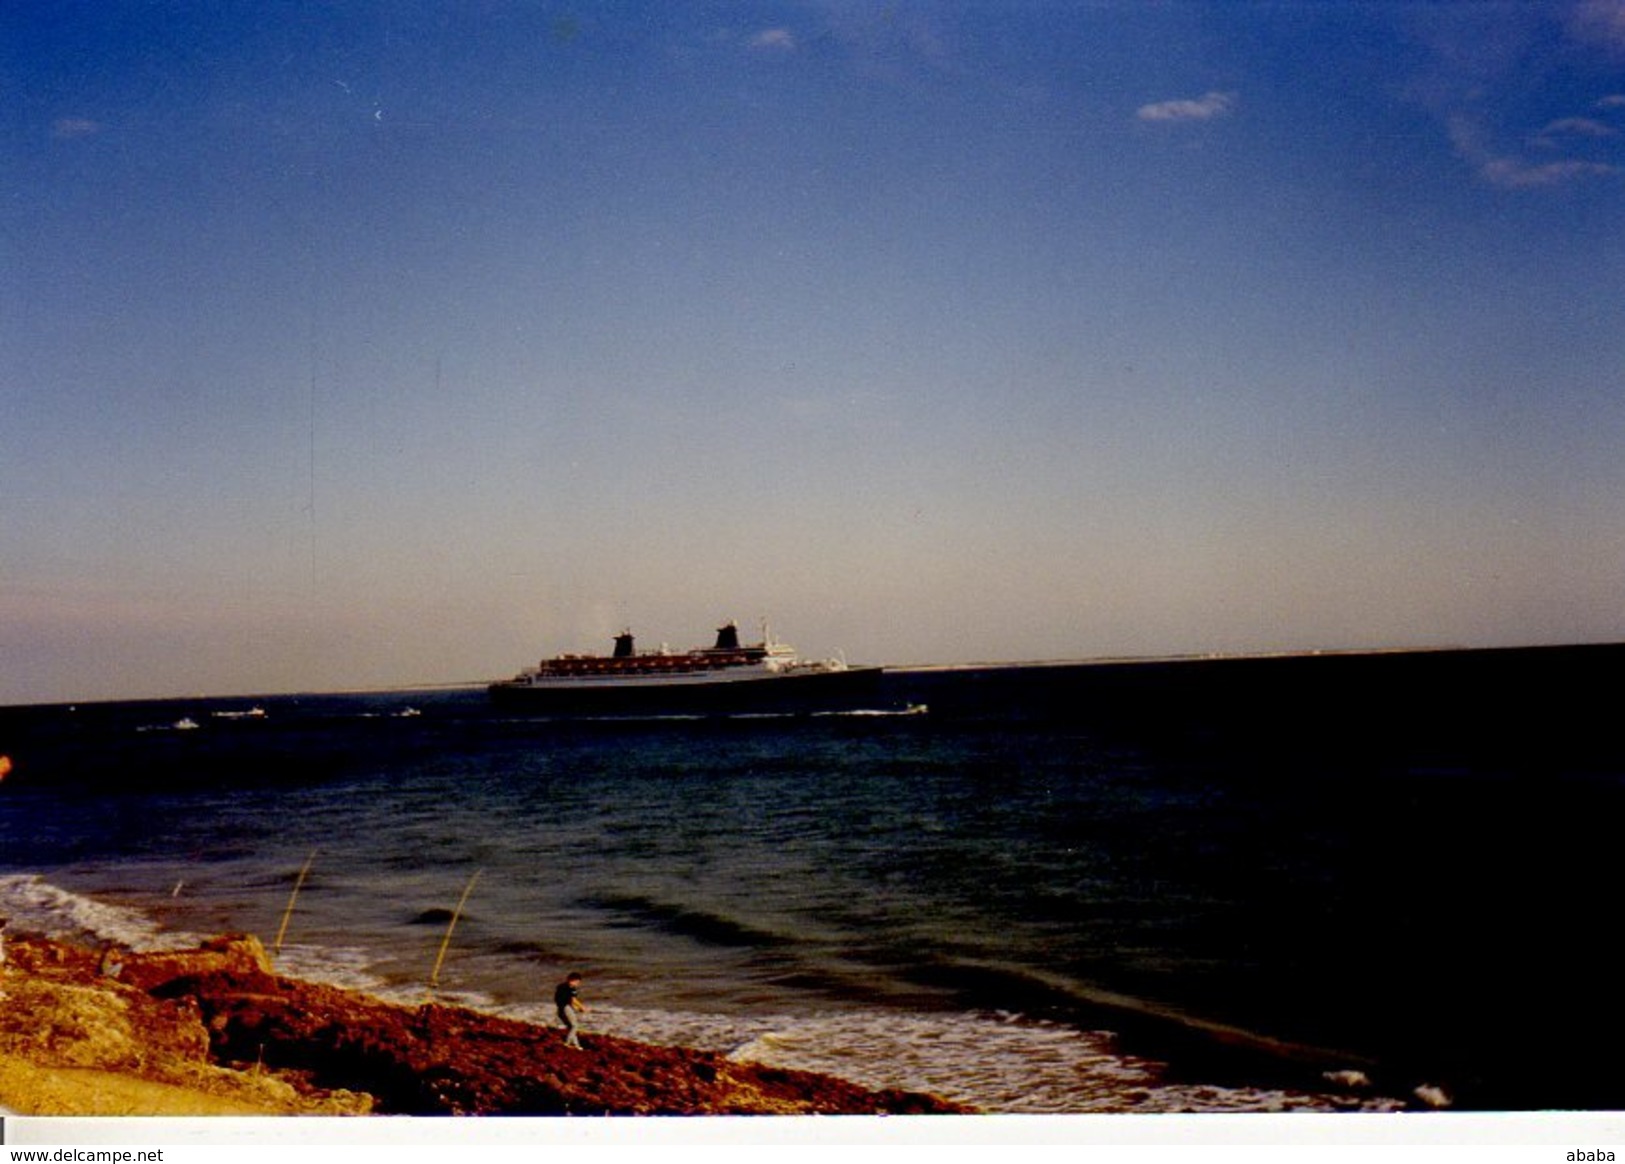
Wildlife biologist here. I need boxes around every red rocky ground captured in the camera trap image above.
[2,933,967,1117]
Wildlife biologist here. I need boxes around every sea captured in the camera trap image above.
[2,641,1622,1116]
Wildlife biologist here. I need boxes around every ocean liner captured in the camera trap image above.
[488,622,886,716]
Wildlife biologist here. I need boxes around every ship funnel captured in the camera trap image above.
[613,630,635,658]
[713,622,741,651]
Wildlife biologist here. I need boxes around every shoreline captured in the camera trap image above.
[0,931,968,1117]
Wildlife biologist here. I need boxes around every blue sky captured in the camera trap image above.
[4,1,1624,703]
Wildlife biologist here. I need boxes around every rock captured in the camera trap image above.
[0,937,370,1116]
[117,934,275,992]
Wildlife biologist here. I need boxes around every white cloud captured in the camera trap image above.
[1452,113,1620,186]
[1135,91,1235,123]
[1397,8,1625,189]
[1483,156,1619,187]
[748,28,796,52]
[51,117,103,139]
[1540,116,1616,137]
[1532,116,1618,149]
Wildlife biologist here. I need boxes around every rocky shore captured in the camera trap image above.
[0,933,967,1117]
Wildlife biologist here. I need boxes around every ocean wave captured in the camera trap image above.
[0,872,204,952]
[0,874,1402,1114]
[497,998,1399,1115]
[578,891,795,949]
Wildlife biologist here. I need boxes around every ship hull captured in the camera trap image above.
[487,665,888,717]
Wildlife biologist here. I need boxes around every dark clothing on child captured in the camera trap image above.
[555,978,583,1048]
[554,980,578,1013]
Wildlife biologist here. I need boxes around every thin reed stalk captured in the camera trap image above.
[427,869,481,1000]
[273,851,317,960]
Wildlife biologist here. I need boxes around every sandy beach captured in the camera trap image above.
[0,931,966,1117]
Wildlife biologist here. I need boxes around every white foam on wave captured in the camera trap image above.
[812,705,929,718]
[490,998,1399,1114]
[494,998,777,1055]
[0,875,391,995]
[0,873,204,952]
[719,1009,1400,1114]
[269,940,392,994]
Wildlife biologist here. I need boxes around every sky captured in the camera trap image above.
[4,1,1625,704]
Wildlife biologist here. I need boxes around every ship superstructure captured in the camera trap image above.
[488,621,884,715]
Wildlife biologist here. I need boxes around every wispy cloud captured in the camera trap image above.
[1569,0,1625,54]
[1135,91,1235,124]
[1539,116,1617,137]
[1398,6,1625,189]
[51,117,103,139]
[748,28,796,52]
[1482,156,1619,187]
[1451,113,1619,187]
[1533,116,1618,150]
[808,5,954,91]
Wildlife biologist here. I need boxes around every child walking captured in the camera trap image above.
[554,972,587,1049]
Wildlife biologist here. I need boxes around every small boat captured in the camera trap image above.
[488,621,885,717]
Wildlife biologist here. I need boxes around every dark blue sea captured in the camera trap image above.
[3,643,1621,1114]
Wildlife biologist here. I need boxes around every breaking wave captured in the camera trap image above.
[0,874,1399,1113]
